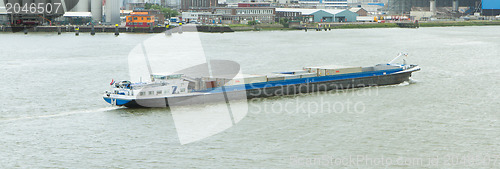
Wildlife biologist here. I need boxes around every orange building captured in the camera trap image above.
[126,12,155,28]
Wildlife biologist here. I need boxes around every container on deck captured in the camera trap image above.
[222,74,268,86]
[275,70,309,75]
[267,75,286,81]
[300,73,317,78]
[317,65,363,76]
[280,74,301,80]
[205,81,216,88]
[373,64,401,71]
[303,67,321,76]
[216,78,227,87]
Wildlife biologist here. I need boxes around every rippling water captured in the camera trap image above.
[1,26,499,168]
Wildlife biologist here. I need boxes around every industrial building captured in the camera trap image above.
[181,0,218,10]
[182,11,211,22]
[64,0,120,25]
[275,9,302,22]
[133,9,165,25]
[276,8,358,23]
[126,12,155,27]
[298,0,348,9]
[237,2,271,7]
[198,7,275,24]
[349,7,369,16]
[386,0,481,15]
[482,0,500,16]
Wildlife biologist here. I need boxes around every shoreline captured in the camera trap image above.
[228,20,500,31]
[1,20,499,34]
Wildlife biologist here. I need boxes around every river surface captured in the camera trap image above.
[0,26,499,168]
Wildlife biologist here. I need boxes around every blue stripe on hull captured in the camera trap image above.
[103,97,132,106]
[199,68,403,93]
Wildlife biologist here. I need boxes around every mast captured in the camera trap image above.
[141,42,154,81]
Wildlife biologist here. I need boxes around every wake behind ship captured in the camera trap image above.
[103,54,420,108]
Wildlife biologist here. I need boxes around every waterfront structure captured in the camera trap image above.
[275,10,302,22]
[182,12,211,22]
[410,10,433,20]
[482,0,500,16]
[199,7,275,24]
[61,12,93,25]
[133,9,165,25]
[276,8,358,22]
[349,7,368,16]
[298,0,348,9]
[126,12,155,27]
[311,9,358,22]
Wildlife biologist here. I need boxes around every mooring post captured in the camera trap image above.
[165,25,171,36]
[114,24,119,36]
[178,22,183,34]
[91,25,95,35]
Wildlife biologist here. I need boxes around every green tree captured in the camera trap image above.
[145,4,179,18]
[247,21,257,25]
[144,3,152,9]
[279,18,289,28]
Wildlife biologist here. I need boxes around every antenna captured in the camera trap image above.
[389,52,408,64]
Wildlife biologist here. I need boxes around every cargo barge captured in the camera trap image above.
[103,54,420,108]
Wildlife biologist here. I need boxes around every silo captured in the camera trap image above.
[105,0,120,24]
[72,0,89,11]
[91,0,102,21]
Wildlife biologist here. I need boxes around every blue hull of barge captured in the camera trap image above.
[200,68,404,93]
